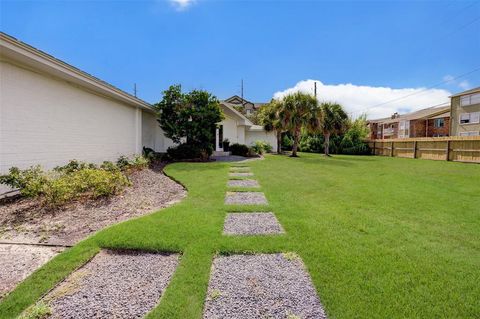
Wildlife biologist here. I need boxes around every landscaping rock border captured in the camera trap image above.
[223,213,284,235]
[203,253,326,319]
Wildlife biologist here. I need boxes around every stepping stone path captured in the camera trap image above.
[203,253,327,319]
[43,250,179,319]
[229,172,253,177]
[212,163,327,317]
[227,179,259,188]
[223,213,284,235]
[225,192,268,205]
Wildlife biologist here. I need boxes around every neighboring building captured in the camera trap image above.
[450,87,480,137]
[223,95,265,116]
[0,32,276,194]
[368,106,450,139]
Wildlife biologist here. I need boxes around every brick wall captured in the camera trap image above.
[410,120,427,137]
[427,117,450,137]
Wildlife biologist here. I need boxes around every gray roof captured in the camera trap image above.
[369,105,450,124]
[450,86,480,98]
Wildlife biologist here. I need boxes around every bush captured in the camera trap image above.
[167,143,212,161]
[229,143,249,156]
[116,155,150,170]
[0,166,48,197]
[54,160,96,174]
[251,140,273,155]
[281,134,293,151]
[299,135,323,153]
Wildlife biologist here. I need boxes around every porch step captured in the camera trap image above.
[213,151,231,157]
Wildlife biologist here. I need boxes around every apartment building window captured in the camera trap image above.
[398,120,409,138]
[460,93,480,106]
[460,112,480,124]
[459,131,479,137]
[434,118,445,128]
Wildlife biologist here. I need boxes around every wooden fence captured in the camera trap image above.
[367,136,480,163]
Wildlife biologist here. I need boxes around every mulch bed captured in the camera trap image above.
[203,253,326,319]
[44,250,179,319]
[224,192,268,205]
[223,213,284,235]
[0,164,186,246]
[227,180,259,188]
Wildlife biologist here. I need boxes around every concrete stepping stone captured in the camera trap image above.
[229,172,253,177]
[203,253,326,319]
[223,213,284,235]
[225,192,267,205]
[229,167,251,172]
[227,179,259,188]
[0,244,64,299]
[44,250,179,319]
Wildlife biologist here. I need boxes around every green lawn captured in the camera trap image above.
[1,154,479,318]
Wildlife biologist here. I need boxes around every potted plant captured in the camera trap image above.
[222,138,230,151]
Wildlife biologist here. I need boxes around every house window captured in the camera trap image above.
[459,112,480,124]
[434,118,445,128]
[398,120,409,138]
[246,109,252,115]
[460,93,480,106]
[459,131,480,137]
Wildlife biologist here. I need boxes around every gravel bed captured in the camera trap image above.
[46,250,179,319]
[227,180,259,188]
[229,167,251,172]
[223,213,284,235]
[0,244,64,299]
[225,192,268,205]
[0,165,186,246]
[203,253,326,319]
[229,172,253,177]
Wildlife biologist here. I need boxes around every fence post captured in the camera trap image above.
[390,141,394,157]
[446,140,451,161]
[413,141,417,159]
[373,141,376,155]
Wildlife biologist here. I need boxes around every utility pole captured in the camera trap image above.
[314,81,317,98]
[241,79,245,107]
[134,83,137,97]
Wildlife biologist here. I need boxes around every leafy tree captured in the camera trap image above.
[318,102,349,156]
[154,85,224,157]
[282,92,319,157]
[340,114,370,155]
[257,99,287,154]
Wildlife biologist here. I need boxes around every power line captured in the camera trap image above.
[352,66,480,115]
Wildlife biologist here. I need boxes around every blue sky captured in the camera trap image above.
[1,0,479,118]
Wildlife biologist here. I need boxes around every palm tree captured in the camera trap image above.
[258,99,286,154]
[282,92,319,157]
[318,102,349,156]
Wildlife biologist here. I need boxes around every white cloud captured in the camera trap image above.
[170,0,196,11]
[273,80,451,120]
[443,74,471,90]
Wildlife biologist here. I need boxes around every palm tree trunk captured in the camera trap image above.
[291,127,300,157]
[276,131,282,154]
[324,132,330,156]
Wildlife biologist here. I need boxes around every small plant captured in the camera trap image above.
[282,252,300,261]
[18,301,52,319]
[222,138,230,151]
[53,160,96,174]
[251,140,273,155]
[100,161,119,172]
[116,155,130,169]
[0,166,48,197]
[209,289,222,300]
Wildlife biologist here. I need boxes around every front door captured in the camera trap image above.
[215,125,223,151]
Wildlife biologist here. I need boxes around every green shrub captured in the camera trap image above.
[251,140,273,155]
[53,160,96,174]
[18,301,51,319]
[43,168,129,206]
[116,156,130,169]
[281,134,293,151]
[100,161,119,172]
[167,143,212,161]
[229,143,249,156]
[299,135,323,153]
[116,155,150,170]
[0,166,48,197]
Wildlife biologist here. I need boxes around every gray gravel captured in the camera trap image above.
[203,253,326,319]
[229,172,253,177]
[0,244,64,299]
[225,192,268,205]
[46,250,179,319]
[227,180,259,188]
[223,213,284,235]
